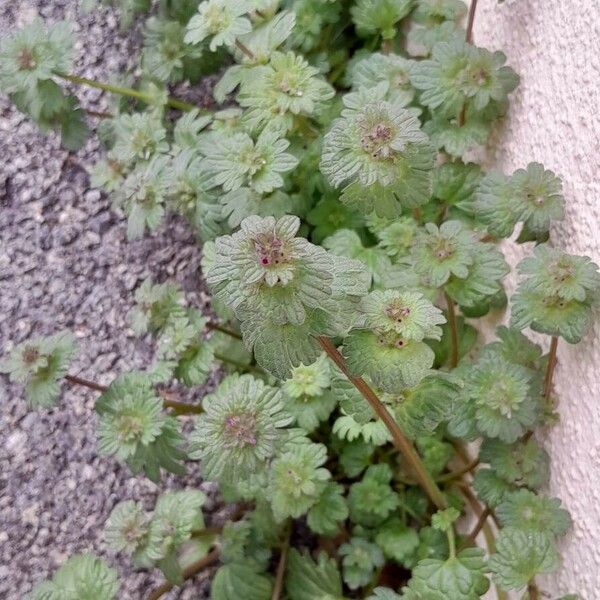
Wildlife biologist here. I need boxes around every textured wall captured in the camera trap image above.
[472,1,600,597]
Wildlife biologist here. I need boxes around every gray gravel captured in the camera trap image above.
[0,2,220,598]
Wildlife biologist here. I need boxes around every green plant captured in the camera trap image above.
[1,1,593,599]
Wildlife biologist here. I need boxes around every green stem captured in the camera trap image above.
[54,72,201,112]
[206,321,243,340]
[317,336,447,510]
[271,521,292,600]
[446,526,457,559]
[147,548,220,600]
[543,336,559,401]
[444,292,460,369]
[214,352,264,375]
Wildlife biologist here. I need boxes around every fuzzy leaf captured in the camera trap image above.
[489,528,559,591]
[285,549,344,600]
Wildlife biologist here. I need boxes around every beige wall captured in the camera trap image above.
[473,1,600,596]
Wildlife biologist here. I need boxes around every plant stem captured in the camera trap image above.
[147,548,220,600]
[527,581,540,600]
[161,398,203,415]
[460,506,491,548]
[65,374,108,393]
[206,322,242,340]
[447,526,457,559]
[465,0,478,44]
[436,457,479,482]
[66,374,202,414]
[271,522,292,600]
[235,39,256,61]
[214,352,264,375]
[543,336,559,401]
[444,292,460,369]
[317,336,447,510]
[54,72,201,112]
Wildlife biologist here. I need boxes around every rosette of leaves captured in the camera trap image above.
[343,328,436,393]
[320,83,436,217]
[450,353,540,443]
[184,0,252,51]
[206,215,369,378]
[281,353,337,432]
[358,289,446,340]
[388,374,459,439]
[237,50,335,132]
[189,373,293,484]
[129,277,185,335]
[117,155,174,240]
[146,490,208,583]
[105,500,155,566]
[412,219,509,310]
[348,464,399,527]
[111,111,168,164]
[339,537,385,590]
[350,52,416,107]
[168,149,223,241]
[475,162,565,239]
[95,373,186,482]
[479,436,550,490]
[1,331,75,407]
[411,220,474,286]
[142,17,203,83]
[511,245,600,343]
[376,216,420,258]
[268,441,331,521]
[496,489,571,538]
[0,18,90,149]
[28,554,119,600]
[0,18,72,93]
[410,38,519,117]
[351,0,413,40]
[198,128,298,194]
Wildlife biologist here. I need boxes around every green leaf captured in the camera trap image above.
[403,548,490,599]
[185,0,252,51]
[343,329,435,393]
[496,489,571,537]
[489,528,559,591]
[190,374,292,484]
[285,549,344,600]
[307,482,349,536]
[349,464,399,527]
[479,437,550,489]
[1,331,75,408]
[28,554,119,600]
[375,518,420,565]
[269,441,331,521]
[412,221,475,287]
[339,537,385,590]
[351,0,413,39]
[211,563,273,600]
[321,83,435,217]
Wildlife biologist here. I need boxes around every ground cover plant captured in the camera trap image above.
[0,0,595,598]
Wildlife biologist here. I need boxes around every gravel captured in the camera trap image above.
[0,2,220,598]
